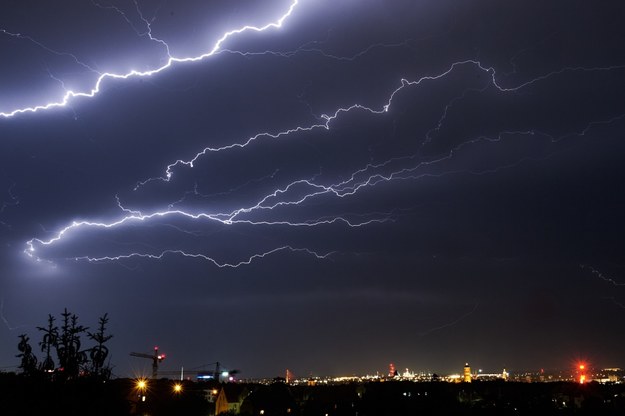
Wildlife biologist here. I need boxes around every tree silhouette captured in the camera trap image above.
[16,334,38,376]
[56,308,88,380]
[87,312,113,380]
[17,308,113,381]
[37,314,58,373]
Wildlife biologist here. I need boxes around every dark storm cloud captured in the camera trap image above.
[0,0,624,378]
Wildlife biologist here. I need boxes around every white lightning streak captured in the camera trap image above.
[0,0,299,118]
[75,245,335,267]
[20,45,625,264]
[25,208,383,258]
[582,265,625,287]
[0,182,19,228]
[167,169,280,209]
[0,28,99,73]
[218,38,416,62]
[417,302,479,337]
[0,182,19,214]
[136,60,625,188]
[91,0,171,56]
[0,298,29,331]
[26,111,623,261]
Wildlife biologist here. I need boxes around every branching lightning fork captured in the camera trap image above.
[8,2,625,269]
[136,60,625,188]
[75,245,336,267]
[0,0,300,118]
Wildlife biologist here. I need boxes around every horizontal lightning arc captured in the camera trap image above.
[25,110,625,261]
[218,38,416,62]
[0,0,300,119]
[24,205,388,259]
[75,246,336,268]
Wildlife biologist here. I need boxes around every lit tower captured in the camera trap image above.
[389,363,397,377]
[463,363,472,383]
[578,364,586,384]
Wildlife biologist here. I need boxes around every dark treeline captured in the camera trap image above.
[255,380,625,416]
[16,308,113,381]
[0,372,133,415]
[2,375,625,415]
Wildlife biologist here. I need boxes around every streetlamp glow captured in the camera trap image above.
[136,379,148,391]
[135,378,148,402]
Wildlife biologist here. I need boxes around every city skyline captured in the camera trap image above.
[1,0,624,379]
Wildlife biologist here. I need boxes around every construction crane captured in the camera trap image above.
[136,357,241,382]
[130,346,166,379]
[186,361,222,381]
[160,361,240,381]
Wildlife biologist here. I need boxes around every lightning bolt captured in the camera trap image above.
[0,0,300,118]
[74,245,335,267]
[91,0,171,56]
[417,302,479,337]
[581,266,625,312]
[0,28,99,73]
[0,298,29,332]
[26,130,509,259]
[25,202,387,261]
[0,182,19,229]
[0,183,19,213]
[581,265,625,287]
[167,169,281,209]
[134,59,625,188]
[8,3,624,269]
[218,38,417,62]
[23,60,625,265]
[608,297,625,310]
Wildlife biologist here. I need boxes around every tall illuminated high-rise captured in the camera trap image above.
[463,363,472,383]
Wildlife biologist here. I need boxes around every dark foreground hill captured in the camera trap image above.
[1,372,625,415]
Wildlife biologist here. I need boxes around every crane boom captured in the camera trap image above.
[130,352,154,359]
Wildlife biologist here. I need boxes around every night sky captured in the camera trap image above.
[1,0,625,380]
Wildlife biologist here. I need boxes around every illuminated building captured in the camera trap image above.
[215,385,249,415]
[389,363,398,377]
[463,363,472,383]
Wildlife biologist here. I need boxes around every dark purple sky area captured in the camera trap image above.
[1,0,624,379]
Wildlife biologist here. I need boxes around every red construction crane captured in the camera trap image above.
[130,346,166,379]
